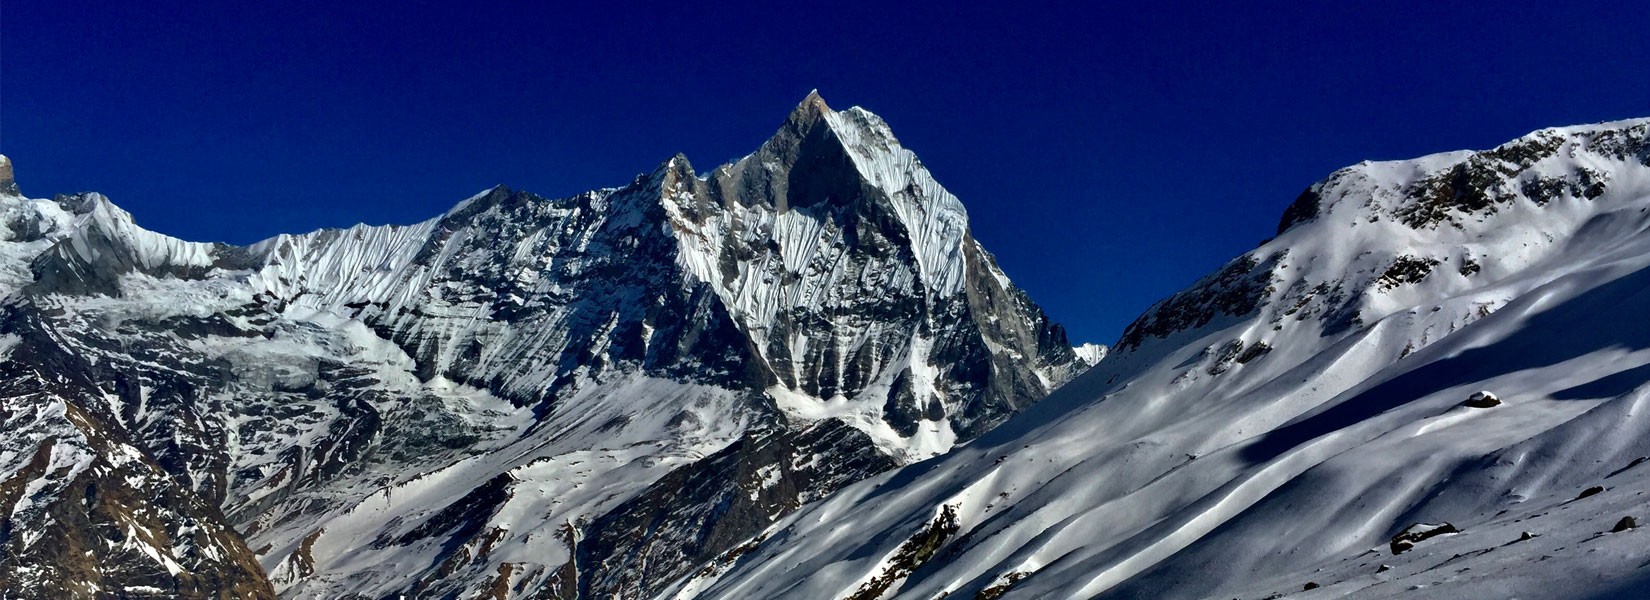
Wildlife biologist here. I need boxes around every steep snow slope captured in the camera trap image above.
[676,119,1650,600]
[0,93,1089,599]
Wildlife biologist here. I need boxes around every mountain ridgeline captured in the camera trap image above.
[12,95,1645,600]
[0,94,1090,598]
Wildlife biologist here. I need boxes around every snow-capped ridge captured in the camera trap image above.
[1278,117,1650,236]
[21,190,247,297]
[442,184,513,219]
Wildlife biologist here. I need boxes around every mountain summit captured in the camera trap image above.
[0,94,1087,599]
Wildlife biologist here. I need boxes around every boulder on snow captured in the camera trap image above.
[1390,522,1459,555]
[1612,516,1637,533]
[1576,485,1605,501]
[1463,391,1501,408]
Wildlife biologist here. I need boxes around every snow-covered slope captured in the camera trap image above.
[675,118,1650,600]
[0,93,1088,599]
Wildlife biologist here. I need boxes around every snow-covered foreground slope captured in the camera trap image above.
[676,119,1650,600]
[0,95,1087,599]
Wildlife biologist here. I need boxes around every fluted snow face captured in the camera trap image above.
[824,107,972,298]
[246,220,441,311]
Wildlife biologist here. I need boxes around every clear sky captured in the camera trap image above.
[3,1,1647,344]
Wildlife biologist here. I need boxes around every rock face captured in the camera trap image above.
[0,311,274,599]
[575,419,899,599]
[0,155,18,197]
[0,93,1088,598]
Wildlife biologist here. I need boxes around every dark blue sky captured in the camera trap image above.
[3,2,1647,344]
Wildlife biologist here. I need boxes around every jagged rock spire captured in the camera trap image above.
[786,89,833,126]
[0,155,19,197]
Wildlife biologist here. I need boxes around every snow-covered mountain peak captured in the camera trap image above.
[690,92,975,305]
[0,96,1088,599]
[644,95,1082,455]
